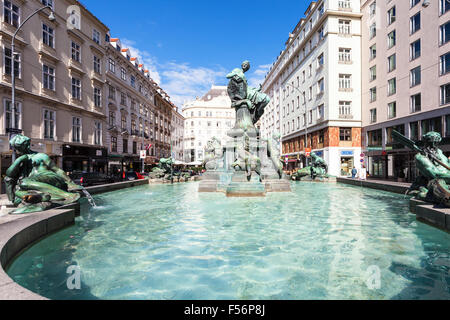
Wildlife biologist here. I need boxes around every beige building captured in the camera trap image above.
[361,0,450,181]
[0,0,179,181]
[171,107,185,162]
[0,0,110,175]
[260,0,363,177]
[105,37,158,173]
[182,86,234,163]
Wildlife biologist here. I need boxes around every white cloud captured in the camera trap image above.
[119,39,227,108]
[121,39,162,85]
[247,64,272,88]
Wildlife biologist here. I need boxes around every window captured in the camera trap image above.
[369,23,377,39]
[43,109,55,139]
[365,1,376,15]
[93,29,101,45]
[338,20,351,34]
[111,136,117,153]
[410,39,421,60]
[441,0,450,15]
[131,76,136,88]
[94,87,101,107]
[388,102,396,119]
[387,6,396,25]
[339,48,351,62]
[109,111,116,127]
[122,139,128,153]
[387,30,396,48]
[411,93,421,113]
[71,41,81,62]
[317,78,324,95]
[440,21,450,45]
[121,67,126,80]
[93,56,101,73]
[440,83,450,105]
[120,92,126,105]
[41,0,53,8]
[4,47,20,77]
[108,59,115,73]
[71,78,81,100]
[318,26,324,41]
[370,87,377,102]
[318,104,324,120]
[72,117,81,142]
[387,54,396,72]
[4,0,20,27]
[440,52,450,75]
[339,128,352,141]
[410,121,419,141]
[339,0,352,10]
[410,12,420,34]
[4,100,21,130]
[339,101,352,118]
[411,0,420,8]
[42,24,54,48]
[369,45,376,60]
[370,108,377,123]
[410,66,421,87]
[42,64,55,90]
[339,74,352,89]
[108,85,116,100]
[370,66,377,81]
[317,53,324,68]
[92,121,101,145]
[387,78,396,96]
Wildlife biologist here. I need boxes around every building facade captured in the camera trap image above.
[171,107,185,162]
[260,0,363,177]
[0,0,178,182]
[105,37,157,174]
[0,0,110,176]
[361,0,450,182]
[182,86,234,163]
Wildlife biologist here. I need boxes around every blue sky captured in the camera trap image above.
[82,0,310,106]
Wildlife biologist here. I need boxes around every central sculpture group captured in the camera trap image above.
[199,61,290,196]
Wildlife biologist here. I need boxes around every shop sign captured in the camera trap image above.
[341,151,354,156]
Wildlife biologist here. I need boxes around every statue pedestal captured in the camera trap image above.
[226,172,266,197]
[198,134,292,196]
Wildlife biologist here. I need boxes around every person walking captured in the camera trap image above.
[351,167,358,179]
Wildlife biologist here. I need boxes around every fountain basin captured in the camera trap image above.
[4,181,450,300]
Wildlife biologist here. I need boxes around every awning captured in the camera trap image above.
[187,161,202,166]
[174,160,186,165]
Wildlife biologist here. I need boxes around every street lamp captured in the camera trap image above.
[285,83,309,166]
[10,5,55,161]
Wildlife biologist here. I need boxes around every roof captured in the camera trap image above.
[199,86,227,101]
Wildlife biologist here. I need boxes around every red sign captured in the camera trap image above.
[382,151,387,156]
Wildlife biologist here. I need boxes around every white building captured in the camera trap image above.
[182,86,234,163]
[259,0,362,177]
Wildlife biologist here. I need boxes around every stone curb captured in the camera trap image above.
[0,208,75,300]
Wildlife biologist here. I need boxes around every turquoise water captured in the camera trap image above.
[6,182,450,300]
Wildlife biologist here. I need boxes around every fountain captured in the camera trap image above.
[199,60,291,196]
[81,188,97,208]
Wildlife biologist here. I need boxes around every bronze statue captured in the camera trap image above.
[5,135,81,214]
[226,60,270,134]
[394,130,450,207]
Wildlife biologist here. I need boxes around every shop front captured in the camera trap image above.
[340,150,354,177]
[62,145,108,174]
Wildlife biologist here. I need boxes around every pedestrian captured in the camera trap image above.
[351,167,358,179]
